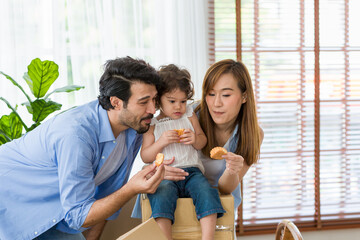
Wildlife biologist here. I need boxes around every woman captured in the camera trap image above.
[194,59,263,210]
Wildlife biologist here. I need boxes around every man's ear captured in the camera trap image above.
[242,92,247,104]
[109,96,123,110]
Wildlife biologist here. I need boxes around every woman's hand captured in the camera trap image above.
[217,152,246,194]
[179,129,195,145]
[223,152,244,175]
[218,152,250,194]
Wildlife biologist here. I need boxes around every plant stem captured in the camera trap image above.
[0,71,32,104]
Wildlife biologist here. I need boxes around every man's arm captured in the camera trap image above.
[82,221,107,240]
[82,164,165,228]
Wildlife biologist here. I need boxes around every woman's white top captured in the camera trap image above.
[152,106,205,173]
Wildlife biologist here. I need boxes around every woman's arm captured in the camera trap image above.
[218,126,264,194]
[218,159,250,195]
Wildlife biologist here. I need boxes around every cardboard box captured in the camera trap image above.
[116,217,167,240]
[141,194,235,240]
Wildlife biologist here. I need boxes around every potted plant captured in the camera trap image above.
[0,58,84,145]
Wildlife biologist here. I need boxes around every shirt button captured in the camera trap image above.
[102,156,105,159]
[52,219,56,222]
[113,140,116,143]
[34,231,38,235]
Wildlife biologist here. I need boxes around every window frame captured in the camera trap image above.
[213,0,360,235]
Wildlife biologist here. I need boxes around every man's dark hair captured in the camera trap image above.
[98,56,160,110]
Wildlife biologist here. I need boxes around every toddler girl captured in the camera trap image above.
[141,64,225,240]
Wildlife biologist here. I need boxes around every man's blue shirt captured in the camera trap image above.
[0,100,142,240]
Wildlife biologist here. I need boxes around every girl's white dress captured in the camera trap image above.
[151,106,205,173]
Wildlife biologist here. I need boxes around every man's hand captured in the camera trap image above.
[127,163,165,194]
[144,157,189,181]
[82,164,165,228]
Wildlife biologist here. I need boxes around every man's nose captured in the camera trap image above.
[147,101,156,114]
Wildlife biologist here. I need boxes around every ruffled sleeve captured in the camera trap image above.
[185,105,194,117]
[150,117,157,126]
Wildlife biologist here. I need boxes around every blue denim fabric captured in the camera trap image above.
[33,225,85,240]
[148,167,225,223]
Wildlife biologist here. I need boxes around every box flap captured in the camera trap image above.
[116,217,167,240]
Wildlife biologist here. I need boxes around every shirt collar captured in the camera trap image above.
[125,128,137,147]
[232,124,239,138]
[98,103,115,143]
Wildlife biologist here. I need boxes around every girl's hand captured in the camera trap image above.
[158,130,180,146]
[223,152,244,175]
[179,129,195,145]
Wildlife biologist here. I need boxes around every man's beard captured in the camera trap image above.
[122,114,153,134]
[136,115,153,134]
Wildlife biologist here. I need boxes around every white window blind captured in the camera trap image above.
[214,0,360,235]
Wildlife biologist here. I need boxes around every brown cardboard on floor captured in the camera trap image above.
[116,217,167,240]
[141,194,235,240]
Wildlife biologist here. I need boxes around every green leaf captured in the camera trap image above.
[21,101,33,114]
[26,58,59,98]
[44,85,85,99]
[23,72,34,95]
[0,71,32,103]
[0,129,11,145]
[0,134,9,145]
[0,112,23,140]
[31,99,62,123]
[0,97,29,131]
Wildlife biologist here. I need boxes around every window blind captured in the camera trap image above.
[214,0,360,235]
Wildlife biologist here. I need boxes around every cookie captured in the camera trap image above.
[155,153,164,166]
[210,147,227,160]
[174,129,185,136]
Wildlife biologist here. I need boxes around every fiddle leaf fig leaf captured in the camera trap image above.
[0,133,9,145]
[31,99,62,123]
[25,58,59,98]
[23,72,34,95]
[21,101,33,114]
[44,85,85,99]
[0,112,23,140]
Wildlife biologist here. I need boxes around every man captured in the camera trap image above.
[0,57,187,240]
